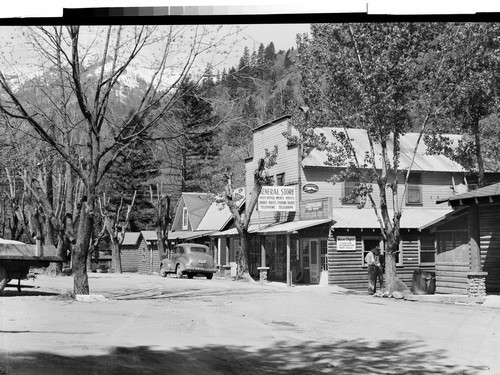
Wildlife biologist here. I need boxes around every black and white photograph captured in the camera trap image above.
[1,2,500,374]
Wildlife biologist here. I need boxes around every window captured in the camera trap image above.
[182,207,188,230]
[276,173,285,186]
[343,181,360,205]
[437,230,468,252]
[406,174,422,205]
[419,235,435,264]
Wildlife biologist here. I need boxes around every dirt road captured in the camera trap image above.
[1,273,499,374]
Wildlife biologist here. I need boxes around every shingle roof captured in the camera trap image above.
[301,128,486,173]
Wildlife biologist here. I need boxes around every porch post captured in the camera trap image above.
[257,236,269,283]
[468,204,487,297]
[217,237,221,266]
[286,234,291,287]
[261,239,266,267]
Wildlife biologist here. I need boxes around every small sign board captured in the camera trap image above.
[258,186,297,212]
[336,236,356,251]
[305,200,323,212]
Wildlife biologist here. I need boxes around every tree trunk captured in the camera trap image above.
[73,197,94,295]
[236,230,253,281]
[110,238,122,273]
[384,239,399,288]
[473,118,485,188]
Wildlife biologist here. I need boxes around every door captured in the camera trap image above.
[309,240,320,284]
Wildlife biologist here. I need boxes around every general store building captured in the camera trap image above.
[216,115,498,291]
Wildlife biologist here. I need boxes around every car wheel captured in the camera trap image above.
[206,273,213,280]
[187,273,194,279]
[176,265,183,278]
[160,265,167,278]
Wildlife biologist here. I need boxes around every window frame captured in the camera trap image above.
[406,173,423,206]
[419,235,436,265]
[276,173,285,186]
[343,180,360,205]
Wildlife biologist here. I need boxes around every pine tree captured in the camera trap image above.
[176,79,221,192]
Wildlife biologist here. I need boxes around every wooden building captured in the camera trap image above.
[422,183,500,296]
[231,115,499,290]
[168,191,244,276]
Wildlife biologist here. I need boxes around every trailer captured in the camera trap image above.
[0,238,62,293]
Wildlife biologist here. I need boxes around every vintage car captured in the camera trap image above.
[160,243,217,279]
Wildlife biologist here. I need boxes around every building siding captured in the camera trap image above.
[121,245,139,272]
[328,231,434,292]
[480,204,500,293]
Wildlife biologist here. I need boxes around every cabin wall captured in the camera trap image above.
[480,204,500,293]
[328,230,435,292]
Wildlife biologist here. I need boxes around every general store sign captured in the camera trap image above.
[336,236,356,251]
[258,186,297,212]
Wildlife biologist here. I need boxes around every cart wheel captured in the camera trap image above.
[0,265,7,293]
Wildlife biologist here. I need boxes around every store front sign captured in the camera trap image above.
[305,201,323,212]
[336,236,356,251]
[258,186,297,212]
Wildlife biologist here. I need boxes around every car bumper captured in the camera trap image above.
[184,266,217,274]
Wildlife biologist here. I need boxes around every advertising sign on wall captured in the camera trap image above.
[258,186,297,212]
[336,236,357,251]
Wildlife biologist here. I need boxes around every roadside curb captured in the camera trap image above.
[75,294,107,302]
[405,294,486,305]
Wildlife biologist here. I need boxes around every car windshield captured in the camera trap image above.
[189,247,207,253]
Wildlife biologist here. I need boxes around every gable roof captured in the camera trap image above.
[121,232,142,246]
[197,188,245,231]
[172,192,212,231]
[141,230,158,242]
[301,128,477,173]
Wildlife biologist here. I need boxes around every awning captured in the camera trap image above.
[330,208,453,230]
[211,219,331,237]
[418,206,468,231]
[168,230,214,241]
[258,219,332,234]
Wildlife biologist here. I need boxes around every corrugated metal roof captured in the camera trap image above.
[437,182,500,203]
[211,219,331,237]
[168,230,214,240]
[197,188,245,231]
[330,207,452,229]
[258,219,331,234]
[302,128,468,172]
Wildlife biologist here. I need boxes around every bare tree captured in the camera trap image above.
[222,147,277,280]
[0,25,239,294]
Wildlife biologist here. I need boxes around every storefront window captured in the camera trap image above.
[302,241,310,268]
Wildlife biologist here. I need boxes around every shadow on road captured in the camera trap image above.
[1,284,60,297]
[0,339,487,374]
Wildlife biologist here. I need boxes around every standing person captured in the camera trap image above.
[377,250,385,291]
[365,246,381,294]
